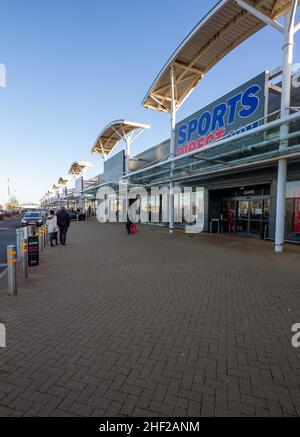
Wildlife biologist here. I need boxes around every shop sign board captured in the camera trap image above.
[175,72,267,157]
[28,236,39,267]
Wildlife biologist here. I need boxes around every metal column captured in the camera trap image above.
[37,228,44,252]
[275,1,297,253]
[7,245,17,295]
[169,65,176,234]
[20,238,28,279]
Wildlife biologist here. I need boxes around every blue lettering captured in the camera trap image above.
[198,111,211,136]
[245,121,259,131]
[177,123,187,145]
[187,118,198,141]
[239,85,260,118]
[227,93,242,125]
[211,103,226,131]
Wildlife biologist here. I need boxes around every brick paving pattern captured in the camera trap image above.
[0,221,300,417]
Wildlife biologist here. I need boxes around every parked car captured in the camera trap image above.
[65,209,78,220]
[21,212,44,227]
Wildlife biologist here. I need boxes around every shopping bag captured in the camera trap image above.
[130,224,137,234]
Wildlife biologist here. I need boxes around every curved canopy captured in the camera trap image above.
[91,120,150,159]
[57,176,71,187]
[68,161,94,177]
[142,0,298,112]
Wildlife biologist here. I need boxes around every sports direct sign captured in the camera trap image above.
[175,72,266,156]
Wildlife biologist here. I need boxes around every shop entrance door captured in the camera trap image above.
[215,185,270,238]
[236,199,265,236]
[236,200,250,233]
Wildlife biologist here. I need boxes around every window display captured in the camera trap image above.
[285,181,300,241]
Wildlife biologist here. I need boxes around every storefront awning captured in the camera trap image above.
[68,161,94,177]
[91,120,150,159]
[142,0,298,112]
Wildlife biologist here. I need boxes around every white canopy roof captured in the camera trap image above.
[142,0,299,112]
[57,176,71,187]
[91,120,150,159]
[68,161,94,177]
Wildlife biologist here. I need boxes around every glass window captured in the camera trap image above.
[285,181,300,241]
[149,195,160,222]
[174,192,182,223]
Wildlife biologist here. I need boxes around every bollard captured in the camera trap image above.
[27,225,34,237]
[40,228,44,252]
[20,238,28,279]
[7,245,17,295]
[42,226,46,247]
[37,228,44,253]
[44,225,48,247]
[16,227,26,261]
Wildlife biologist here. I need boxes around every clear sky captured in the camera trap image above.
[0,0,300,205]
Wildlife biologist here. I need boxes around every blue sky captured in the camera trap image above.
[0,0,300,205]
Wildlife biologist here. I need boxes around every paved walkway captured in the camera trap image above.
[0,221,300,417]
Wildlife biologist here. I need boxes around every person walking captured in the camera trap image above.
[56,206,71,246]
[46,209,58,246]
[125,216,132,235]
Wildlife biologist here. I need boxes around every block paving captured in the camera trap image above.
[0,221,300,417]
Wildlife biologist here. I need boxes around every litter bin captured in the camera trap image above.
[210,218,220,234]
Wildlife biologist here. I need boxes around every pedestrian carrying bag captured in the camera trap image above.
[129,224,138,234]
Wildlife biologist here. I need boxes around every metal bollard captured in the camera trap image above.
[37,228,44,252]
[42,226,46,247]
[20,238,28,279]
[44,225,48,246]
[27,225,34,237]
[16,227,26,261]
[7,245,17,295]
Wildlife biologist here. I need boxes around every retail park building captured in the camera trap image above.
[41,0,300,252]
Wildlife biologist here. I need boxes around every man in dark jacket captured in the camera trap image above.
[56,207,71,246]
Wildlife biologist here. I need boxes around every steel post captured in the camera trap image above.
[275,2,297,253]
[20,238,28,279]
[169,64,176,234]
[43,226,47,247]
[7,245,17,295]
[27,225,34,237]
[37,228,44,252]
[45,225,48,246]
[16,227,26,261]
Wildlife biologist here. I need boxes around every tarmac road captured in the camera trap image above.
[0,215,22,271]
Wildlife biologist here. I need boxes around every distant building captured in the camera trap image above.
[20,203,39,210]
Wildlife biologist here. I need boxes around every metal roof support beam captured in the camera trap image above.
[294,21,300,32]
[235,0,284,33]
[275,0,298,253]
[169,65,176,234]
[175,6,249,85]
[269,65,283,79]
[269,83,282,94]
[99,140,107,160]
[149,94,168,111]
[154,72,202,98]
[173,60,203,75]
